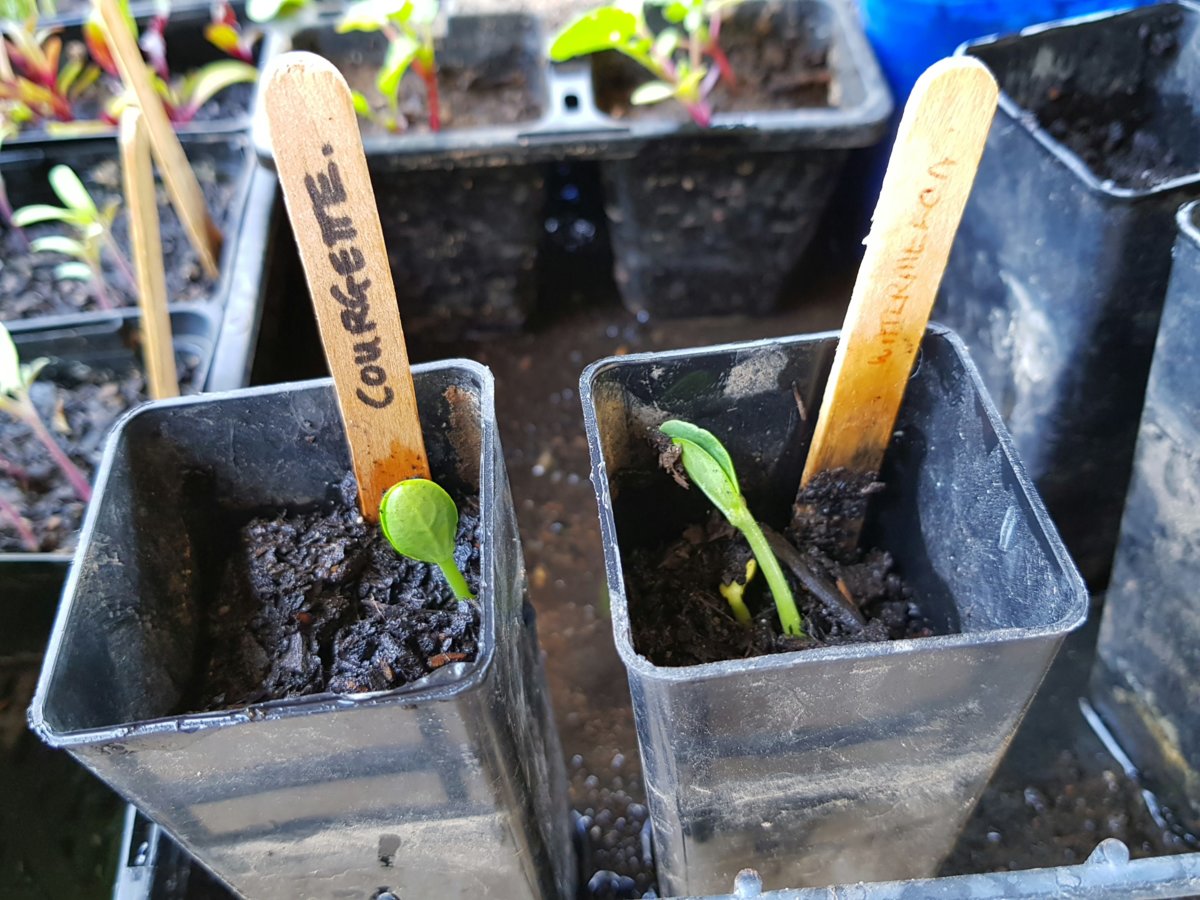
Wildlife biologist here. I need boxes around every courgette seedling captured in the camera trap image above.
[550,0,743,127]
[336,0,441,133]
[0,321,92,504]
[379,477,474,601]
[13,164,135,310]
[660,419,804,636]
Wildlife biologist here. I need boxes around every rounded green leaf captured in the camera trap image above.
[181,60,259,111]
[247,0,308,23]
[630,80,676,105]
[48,166,98,217]
[379,478,460,565]
[549,6,639,62]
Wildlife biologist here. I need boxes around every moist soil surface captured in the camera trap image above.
[626,470,936,667]
[0,153,238,321]
[594,3,831,121]
[187,472,481,711]
[0,363,145,554]
[1029,11,1195,190]
[339,45,542,135]
[1037,89,1195,190]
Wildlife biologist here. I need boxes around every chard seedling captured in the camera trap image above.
[82,0,258,127]
[379,477,474,601]
[13,164,135,310]
[337,0,441,133]
[0,0,102,126]
[0,321,92,502]
[660,419,804,636]
[550,0,743,127]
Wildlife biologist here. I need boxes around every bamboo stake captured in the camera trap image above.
[119,107,177,400]
[94,0,221,279]
[800,57,998,546]
[263,51,429,521]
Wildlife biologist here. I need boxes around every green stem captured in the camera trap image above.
[437,558,474,601]
[737,511,804,637]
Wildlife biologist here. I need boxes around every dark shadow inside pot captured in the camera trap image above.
[967,3,1200,190]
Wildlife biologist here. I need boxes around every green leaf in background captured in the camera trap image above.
[549,6,639,62]
[29,235,87,257]
[630,79,676,106]
[180,59,259,111]
[54,261,94,281]
[337,0,411,33]
[48,165,97,216]
[11,203,80,227]
[376,32,419,99]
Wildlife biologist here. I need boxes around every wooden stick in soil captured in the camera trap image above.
[94,0,221,279]
[263,52,429,521]
[800,57,998,544]
[120,107,178,401]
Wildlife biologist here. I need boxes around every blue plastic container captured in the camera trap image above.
[857,0,1150,105]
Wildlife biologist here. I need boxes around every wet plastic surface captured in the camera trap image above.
[580,327,1089,895]
[1091,200,1200,836]
[936,2,1200,587]
[28,366,574,900]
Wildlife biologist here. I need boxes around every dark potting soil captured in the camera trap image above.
[0,154,237,321]
[626,461,936,667]
[0,364,145,554]
[593,2,831,121]
[1030,14,1196,190]
[340,48,541,135]
[188,472,482,711]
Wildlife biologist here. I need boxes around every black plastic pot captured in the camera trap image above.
[0,306,218,599]
[1090,200,1200,835]
[0,135,255,325]
[253,14,553,337]
[935,2,1200,588]
[585,0,891,318]
[28,364,575,899]
[580,327,1088,895]
[2,7,260,151]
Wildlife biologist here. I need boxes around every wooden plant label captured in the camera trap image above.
[802,57,998,486]
[95,0,221,279]
[264,51,429,520]
[120,107,177,400]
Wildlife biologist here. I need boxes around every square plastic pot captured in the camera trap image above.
[1090,200,1200,835]
[252,14,553,338]
[28,364,575,900]
[0,135,255,326]
[935,2,1200,587]
[0,307,218,599]
[580,326,1088,895]
[585,0,891,318]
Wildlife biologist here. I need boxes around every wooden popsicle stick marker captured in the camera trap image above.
[120,107,177,400]
[95,0,221,278]
[801,58,998,542]
[264,52,429,521]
